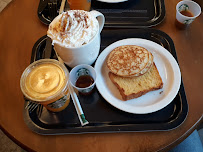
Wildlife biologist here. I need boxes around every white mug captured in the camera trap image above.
[53,10,105,68]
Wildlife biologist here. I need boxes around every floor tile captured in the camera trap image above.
[0,129,25,152]
[0,0,12,12]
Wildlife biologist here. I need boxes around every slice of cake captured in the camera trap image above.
[109,63,163,101]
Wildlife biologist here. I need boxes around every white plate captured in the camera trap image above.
[94,38,181,114]
[97,0,128,3]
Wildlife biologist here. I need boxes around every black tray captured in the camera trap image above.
[38,0,62,25]
[37,0,165,27]
[23,28,188,135]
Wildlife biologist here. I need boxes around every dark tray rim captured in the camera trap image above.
[23,28,188,135]
[37,0,165,27]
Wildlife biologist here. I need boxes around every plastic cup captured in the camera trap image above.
[176,0,201,29]
[20,59,70,112]
[68,0,91,11]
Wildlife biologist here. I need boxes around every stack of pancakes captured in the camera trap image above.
[107,45,163,101]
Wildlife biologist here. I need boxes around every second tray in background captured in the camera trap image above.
[38,0,165,27]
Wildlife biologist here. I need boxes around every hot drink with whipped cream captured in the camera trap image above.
[48,10,98,47]
[47,10,105,68]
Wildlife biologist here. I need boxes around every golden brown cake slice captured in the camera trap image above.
[109,63,163,101]
[107,45,153,77]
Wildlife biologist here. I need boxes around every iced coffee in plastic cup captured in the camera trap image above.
[68,0,91,11]
[20,59,70,112]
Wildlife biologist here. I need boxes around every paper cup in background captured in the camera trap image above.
[176,0,201,29]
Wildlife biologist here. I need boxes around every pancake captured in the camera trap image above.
[107,45,153,77]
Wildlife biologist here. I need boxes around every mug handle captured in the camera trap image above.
[90,10,105,33]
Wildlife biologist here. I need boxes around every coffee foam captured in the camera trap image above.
[47,10,98,47]
[25,63,66,101]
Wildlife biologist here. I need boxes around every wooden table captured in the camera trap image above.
[0,0,202,151]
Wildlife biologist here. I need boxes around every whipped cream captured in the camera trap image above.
[47,10,99,47]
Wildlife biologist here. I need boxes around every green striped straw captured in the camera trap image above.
[68,83,89,126]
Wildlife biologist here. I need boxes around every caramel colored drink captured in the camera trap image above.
[20,59,70,112]
[68,0,91,11]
